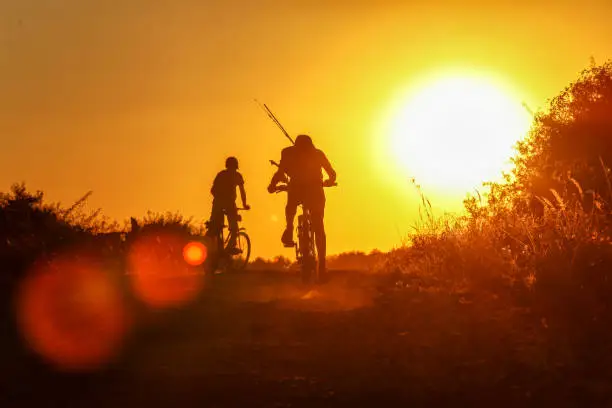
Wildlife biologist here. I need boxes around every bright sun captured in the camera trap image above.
[385,74,532,194]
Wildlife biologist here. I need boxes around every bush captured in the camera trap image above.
[379,62,612,357]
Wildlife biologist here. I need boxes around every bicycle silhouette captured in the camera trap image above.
[204,208,251,273]
[269,160,336,284]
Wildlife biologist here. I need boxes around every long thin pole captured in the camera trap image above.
[254,99,295,145]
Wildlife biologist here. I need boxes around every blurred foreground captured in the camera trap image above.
[3,269,611,408]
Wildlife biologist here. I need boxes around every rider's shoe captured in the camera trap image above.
[281,228,295,247]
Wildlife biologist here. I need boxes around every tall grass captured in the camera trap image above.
[380,168,612,352]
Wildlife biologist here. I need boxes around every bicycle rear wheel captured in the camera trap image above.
[301,255,317,285]
[225,231,251,271]
[297,214,316,284]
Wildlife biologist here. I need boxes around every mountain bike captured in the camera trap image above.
[204,208,251,273]
[272,183,336,284]
[269,162,336,284]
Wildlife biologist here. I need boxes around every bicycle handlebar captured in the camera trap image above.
[271,181,337,193]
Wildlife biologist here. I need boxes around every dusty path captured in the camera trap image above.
[3,270,612,407]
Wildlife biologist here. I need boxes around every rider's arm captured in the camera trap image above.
[237,173,249,208]
[210,172,220,196]
[276,148,291,182]
[239,184,248,207]
[320,151,337,183]
[269,149,290,189]
[270,169,287,186]
[277,150,289,176]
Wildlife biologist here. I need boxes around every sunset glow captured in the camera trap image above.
[4,1,612,405]
[1,1,609,257]
[385,74,532,194]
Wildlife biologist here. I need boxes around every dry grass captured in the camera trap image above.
[375,171,612,355]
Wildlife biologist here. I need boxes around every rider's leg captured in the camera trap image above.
[226,206,239,249]
[310,189,327,275]
[311,212,326,272]
[207,200,224,239]
[283,190,299,245]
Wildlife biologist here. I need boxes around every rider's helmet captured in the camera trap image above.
[225,156,239,170]
[295,134,314,149]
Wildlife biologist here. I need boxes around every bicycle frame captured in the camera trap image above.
[204,208,250,272]
[268,159,336,283]
[217,212,243,252]
[270,184,334,284]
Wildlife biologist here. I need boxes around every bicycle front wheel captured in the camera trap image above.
[227,231,251,271]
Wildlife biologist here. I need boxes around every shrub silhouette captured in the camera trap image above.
[0,184,204,296]
[132,211,195,236]
[1,184,92,269]
[508,60,612,213]
[387,61,612,358]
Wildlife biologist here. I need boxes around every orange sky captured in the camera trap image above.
[2,0,612,258]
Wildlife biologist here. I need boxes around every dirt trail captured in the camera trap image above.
[3,270,611,407]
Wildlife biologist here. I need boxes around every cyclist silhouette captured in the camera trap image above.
[206,157,250,253]
[267,134,336,276]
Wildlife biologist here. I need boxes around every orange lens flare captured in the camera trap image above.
[183,241,207,266]
[15,254,129,371]
[127,233,205,309]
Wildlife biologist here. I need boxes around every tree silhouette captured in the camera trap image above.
[510,60,612,210]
